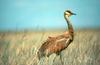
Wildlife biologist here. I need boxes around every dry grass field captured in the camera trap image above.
[0,29,100,65]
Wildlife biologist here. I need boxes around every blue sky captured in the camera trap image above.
[0,0,100,31]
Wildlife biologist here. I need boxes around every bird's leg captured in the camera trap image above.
[49,54,56,65]
[45,56,49,65]
[59,54,64,65]
[52,53,59,63]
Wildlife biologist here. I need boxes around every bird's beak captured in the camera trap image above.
[72,13,76,15]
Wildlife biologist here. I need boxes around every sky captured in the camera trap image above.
[0,0,100,31]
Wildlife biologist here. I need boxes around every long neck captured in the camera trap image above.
[64,15,74,38]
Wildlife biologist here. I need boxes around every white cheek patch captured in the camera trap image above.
[65,12,70,15]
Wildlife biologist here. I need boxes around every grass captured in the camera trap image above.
[0,30,100,65]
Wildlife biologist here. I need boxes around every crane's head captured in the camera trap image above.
[64,10,76,17]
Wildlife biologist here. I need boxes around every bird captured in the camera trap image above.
[37,10,76,65]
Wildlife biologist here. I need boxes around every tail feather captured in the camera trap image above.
[37,50,45,60]
[37,51,41,60]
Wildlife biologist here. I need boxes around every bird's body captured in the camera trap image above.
[38,32,72,59]
[37,10,76,61]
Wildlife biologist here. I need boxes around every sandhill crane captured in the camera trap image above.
[37,10,76,65]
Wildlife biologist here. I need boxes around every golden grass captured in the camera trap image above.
[0,30,100,65]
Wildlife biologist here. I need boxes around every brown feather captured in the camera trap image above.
[38,33,72,59]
